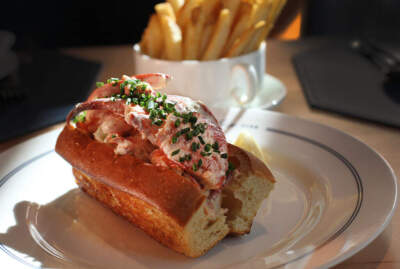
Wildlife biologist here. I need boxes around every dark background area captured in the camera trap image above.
[302,0,400,43]
[0,1,163,50]
[2,0,400,50]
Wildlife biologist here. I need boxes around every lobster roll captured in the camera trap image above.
[55,73,275,257]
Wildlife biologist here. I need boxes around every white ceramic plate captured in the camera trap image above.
[0,109,397,269]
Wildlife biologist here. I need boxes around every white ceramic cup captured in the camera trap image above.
[132,42,266,108]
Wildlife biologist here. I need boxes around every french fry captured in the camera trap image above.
[221,0,241,22]
[252,0,287,50]
[155,2,176,21]
[141,14,163,58]
[222,2,254,55]
[183,5,204,59]
[158,14,183,60]
[196,0,221,57]
[167,0,185,15]
[199,22,215,57]
[199,0,221,19]
[225,20,266,57]
[177,0,200,28]
[250,0,271,25]
[243,22,267,54]
[139,0,286,60]
[239,0,271,54]
[202,9,233,60]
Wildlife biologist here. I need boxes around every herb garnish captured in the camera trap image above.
[226,161,235,176]
[98,76,231,168]
[171,149,180,156]
[198,136,205,145]
[204,144,212,152]
[72,111,86,123]
[191,142,200,152]
[96,82,105,88]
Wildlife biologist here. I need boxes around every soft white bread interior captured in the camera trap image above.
[223,144,275,235]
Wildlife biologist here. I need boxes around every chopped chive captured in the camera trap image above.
[201,151,212,157]
[228,162,235,170]
[185,132,193,141]
[149,109,157,119]
[172,136,178,144]
[191,142,200,152]
[220,153,228,158]
[229,161,235,170]
[171,149,180,156]
[72,111,86,123]
[198,136,205,145]
[192,163,198,171]
[189,116,197,125]
[175,119,181,128]
[226,161,235,176]
[180,128,190,135]
[179,156,186,162]
[107,78,119,85]
[198,159,202,168]
[204,144,211,152]
[120,80,127,90]
[182,112,192,123]
[212,141,219,151]
[96,82,104,87]
[198,123,206,133]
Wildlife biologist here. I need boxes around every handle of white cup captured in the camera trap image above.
[230,63,258,105]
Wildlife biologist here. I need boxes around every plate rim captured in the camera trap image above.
[222,108,398,268]
[0,109,397,269]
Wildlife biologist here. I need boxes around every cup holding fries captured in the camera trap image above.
[134,0,286,107]
[133,41,265,107]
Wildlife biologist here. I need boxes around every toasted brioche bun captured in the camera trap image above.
[55,125,275,257]
[223,144,275,235]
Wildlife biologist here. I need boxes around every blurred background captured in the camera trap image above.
[2,0,399,49]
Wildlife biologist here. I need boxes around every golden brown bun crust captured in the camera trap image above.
[227,144,275,183]
[73,168,189,256]
[55,126,205,226]
[73,168,230,258]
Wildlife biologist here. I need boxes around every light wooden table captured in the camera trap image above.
[1,40,399,268]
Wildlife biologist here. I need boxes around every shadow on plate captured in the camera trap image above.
[0,189,266,269]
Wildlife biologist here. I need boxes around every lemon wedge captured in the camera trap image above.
[233,131,270,163]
